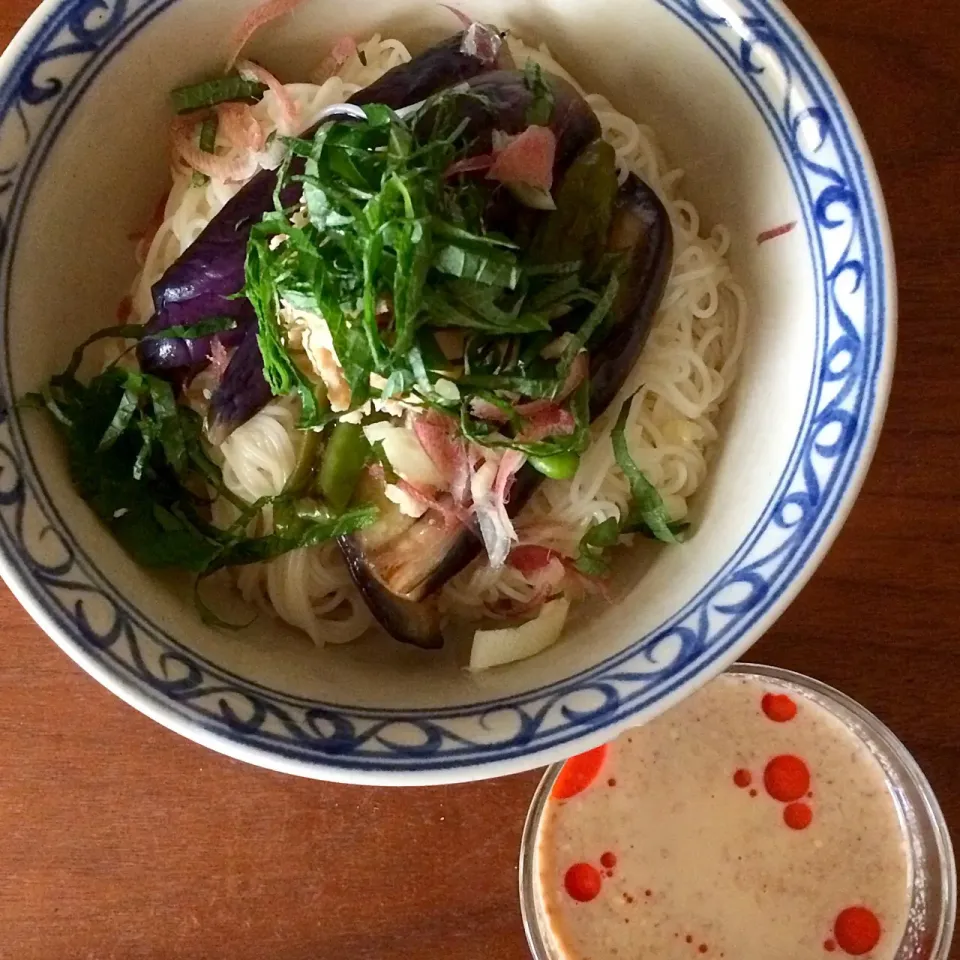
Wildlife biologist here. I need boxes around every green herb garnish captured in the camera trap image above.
[170,76,267,114]
[611,397,686,543]
[574,516,621,575]
[523,61,555,127]
[571,398,687,576]
[198,116,219,154]
[206,502,378,571]
[244,90,622,451]
[27,328,377,613]
[49,317,237,384]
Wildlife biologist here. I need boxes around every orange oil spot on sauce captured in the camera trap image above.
[762,692,798,722]
[600,851,617,869]
[764,754,810,802]
[834,907,881,955]
[733,768,752,788]
[824,940,837,952]
[553,746,609,800]
[564,862,602,902]
[784,801,813,830]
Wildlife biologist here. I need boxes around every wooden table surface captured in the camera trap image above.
[1,2,958,958]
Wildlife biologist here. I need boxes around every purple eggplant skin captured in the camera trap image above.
[420,69,601,174]
[138,296,253,377]
[139,28,508,434]
[466,70,601,170]
[343,174,673,649]
[137,170,298,387]
[339,537,447,650]
[137,176,278,379]
[588,174,673,418]
[428,69,602,239]
[349,28,511,108]
[337,473,469,649]
[204,326,275,447]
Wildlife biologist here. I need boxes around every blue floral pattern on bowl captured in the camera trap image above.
[0,0,889,776]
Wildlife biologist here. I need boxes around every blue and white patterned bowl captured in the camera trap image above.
[0,0,894,784]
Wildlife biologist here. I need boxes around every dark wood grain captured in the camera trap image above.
[0,2,958,958]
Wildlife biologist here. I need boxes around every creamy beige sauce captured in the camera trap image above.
[536,674,910,960]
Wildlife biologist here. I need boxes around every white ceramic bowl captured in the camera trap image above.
[0,0,894,784]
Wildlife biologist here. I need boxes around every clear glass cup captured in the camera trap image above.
[519,662,956,960]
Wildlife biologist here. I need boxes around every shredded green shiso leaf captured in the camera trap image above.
[574,396,689,575]
[170,75,267,114]
[243,91,622,466]
[24,75,683,616]
[25,325,376,594]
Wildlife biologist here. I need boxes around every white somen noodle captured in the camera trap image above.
[128,33,747,646]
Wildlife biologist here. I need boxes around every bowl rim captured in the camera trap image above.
[0,0,896,783]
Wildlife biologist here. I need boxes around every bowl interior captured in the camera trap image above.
[0,0,885,780]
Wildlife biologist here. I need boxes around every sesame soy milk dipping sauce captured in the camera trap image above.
[519,665,956,960]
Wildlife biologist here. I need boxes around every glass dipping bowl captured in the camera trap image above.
[519,663,956,960]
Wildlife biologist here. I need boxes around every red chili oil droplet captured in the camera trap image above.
[733,768,752,788]
[600,851,617,869]
[749,788,758,797]
[824,940,837,953]
[762,692,798,722]
[553,745,609,800]
[564,862,602,902]
[784,801,813,830]
[834,907,881,955]
[764,754,810,802]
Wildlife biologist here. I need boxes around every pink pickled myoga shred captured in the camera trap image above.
[312,35,358,83]
[236,60,300,135]
[216,102,266,152]
[487,125,558,191]
[413,411,470,505]
[517,404,576,443]
[170,115,260,182]
[225,0,309,70]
